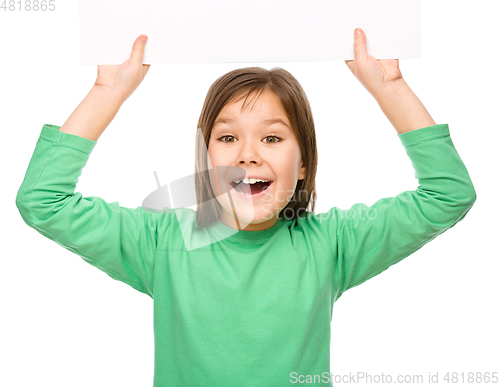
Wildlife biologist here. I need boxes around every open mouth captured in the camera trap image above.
[229,180,273,196]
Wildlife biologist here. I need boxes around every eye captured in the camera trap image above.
[263,135,282,144]
[218,135,236,143]
[218,135,282,144]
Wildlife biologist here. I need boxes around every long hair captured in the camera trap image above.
[194,67,318,229]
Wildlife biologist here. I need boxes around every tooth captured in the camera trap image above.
[233,178,271,185]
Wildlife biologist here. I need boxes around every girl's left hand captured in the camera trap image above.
[345,28,403,100]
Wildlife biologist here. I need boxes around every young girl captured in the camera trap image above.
[16,30,476,386]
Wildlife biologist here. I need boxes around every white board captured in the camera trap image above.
[79,0,421,64]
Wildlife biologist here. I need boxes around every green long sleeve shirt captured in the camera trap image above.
[16,123,476,386]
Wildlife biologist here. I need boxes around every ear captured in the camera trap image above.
[298,163,306,181]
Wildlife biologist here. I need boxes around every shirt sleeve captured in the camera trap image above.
[15,124,167,298]
[325,124,476,302]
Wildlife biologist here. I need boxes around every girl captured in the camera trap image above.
[16,30,476,386]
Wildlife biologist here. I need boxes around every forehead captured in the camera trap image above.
[213,116,290,129]
[214,90,290,128]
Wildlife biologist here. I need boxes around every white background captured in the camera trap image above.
[1,0,498,386]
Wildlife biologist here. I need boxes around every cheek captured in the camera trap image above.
[207,148,230,173]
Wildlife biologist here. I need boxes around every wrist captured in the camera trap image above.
[91,84,127,107]
[374,79,436,134]
[373,78,407,103]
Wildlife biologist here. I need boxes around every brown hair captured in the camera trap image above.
[194,66,318,229]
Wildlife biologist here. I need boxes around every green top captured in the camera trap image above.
[16,123,476,386]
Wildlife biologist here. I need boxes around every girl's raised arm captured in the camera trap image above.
[317,29,477,300]
[15,35,165,297]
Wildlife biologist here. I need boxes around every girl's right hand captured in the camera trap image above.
[94,34,151,103]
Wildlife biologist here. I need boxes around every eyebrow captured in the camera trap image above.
[213,117,290,129]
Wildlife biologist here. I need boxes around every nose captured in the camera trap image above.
[237,141,262,165]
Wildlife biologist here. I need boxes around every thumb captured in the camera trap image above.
[353,28,368,62]
[130,34,148,66]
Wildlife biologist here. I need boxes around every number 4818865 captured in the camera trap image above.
[1,0,56,12]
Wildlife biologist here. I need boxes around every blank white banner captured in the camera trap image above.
[79,0,421,65]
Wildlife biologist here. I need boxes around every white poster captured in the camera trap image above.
[79,0,421,64]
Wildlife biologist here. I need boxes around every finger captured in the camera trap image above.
[130,34,148,67]
[142,64,151,79]
[345,60,354,74]
[353,28,368,63]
